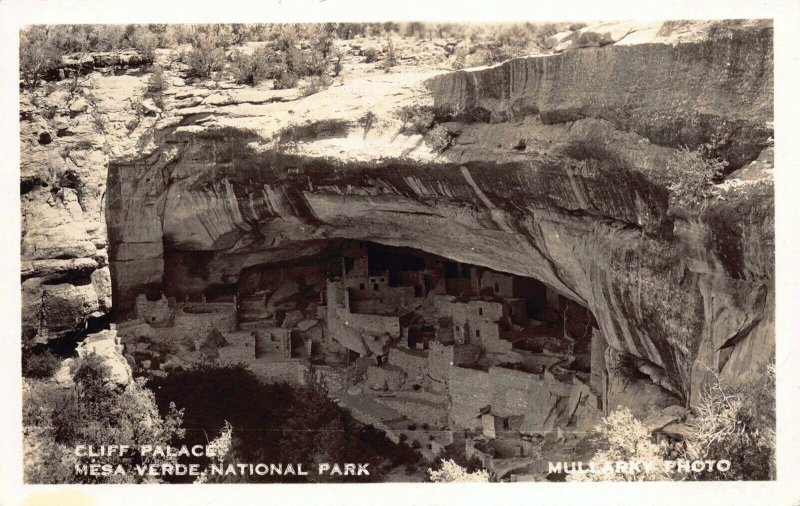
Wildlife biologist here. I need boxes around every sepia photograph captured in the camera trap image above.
[4,0,798,503]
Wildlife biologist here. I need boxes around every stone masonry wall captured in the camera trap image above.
[449,366,491,430]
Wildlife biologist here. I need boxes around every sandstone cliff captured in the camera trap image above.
[20,20,774,407]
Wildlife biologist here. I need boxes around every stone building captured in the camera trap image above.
[342,255,416,314]
[443,299,512,352]
[325,279,413,357]
[134,293,173,326]
[254,327,291,358]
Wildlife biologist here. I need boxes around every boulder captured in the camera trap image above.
[519,392,568,435]
[68,98,90,115]
[282,310,304,329]
[306,324,324,342]
[203,327,228,348]
[76,329,133,389]
[91,266,112,312]
[162,355,190,372]
[52,358,75,388]
[644,405,689,432]
[330,322,368,355]
[364,333,393,356]
[544,31,574,50]
[366,364,405,391]
[140,98,161,116]
[605,348,683,419]
[660,422,696,440]
[40,283,100,340]
[553,21,656,52]
[296,319,318,332]
[21,258,98,284]
[267,282,299,312]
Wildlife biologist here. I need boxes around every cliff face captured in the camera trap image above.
[22,20,774,406]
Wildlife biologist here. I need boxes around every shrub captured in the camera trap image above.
[426,442,487,477]
[310,30,334,60]
[486,42,524,64]
[189,24,235,50]
[204,327,228,348]
[566,407,670,481]
[397,105,435,134]
[22,348,61,379]
[92,25,128,51]
[428,459,490,483]
[359,111,376,138]
[186,32,227,78]
[229,50,260,85]
[70,139,95,151]
[363,48,380,63]
[382,38,399,70]
[27,353,184,483]
[274,72,299,90]
[20,27,62,88]
[303,49,329,77]
[51,354,184,446]
[145,66,168,109]
[42,105,59,120]
[685,360,775,480]
[298,75,332,97]
[484,23,536,63]
[427,124,456,152]
[131,27,158,62]
[148,363,395,483]
[451,46,467,70]
[664,144,728,210]
[237,39,330,90]
[330,47,343,77]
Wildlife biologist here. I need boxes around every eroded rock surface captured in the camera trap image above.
[21,20,774,408]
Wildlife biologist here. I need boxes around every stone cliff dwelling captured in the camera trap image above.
[19,19,774,484]
[113,240,610,477]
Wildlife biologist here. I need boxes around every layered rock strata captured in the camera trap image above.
[21,20,774,407]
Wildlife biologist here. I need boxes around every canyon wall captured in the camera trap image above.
[21,20,774,407]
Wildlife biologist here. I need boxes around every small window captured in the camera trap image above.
[359,283,365,290]
[373,283,379,290]
[476,329,481,338]
[494,283,500,292]
[478,307,483,316]
[503,418,510,429]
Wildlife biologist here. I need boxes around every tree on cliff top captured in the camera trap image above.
[19,27,61,88]
[664,143,728,211]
